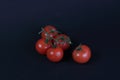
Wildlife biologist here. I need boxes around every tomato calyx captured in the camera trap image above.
[38,27,50,37]
[38,27,54,40]
[76,44,82,51]
[44,38,50,44]
[76,45,82,50]
[66,37,72,44]
[38,27,58,35]
[56,35,72,45]
[49,29,56,33]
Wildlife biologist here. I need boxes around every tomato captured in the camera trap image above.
[35,38,51,55]
[41,25,58,39]
[72,44,91,64]
[54,34,71,50]
[47,47,64,62]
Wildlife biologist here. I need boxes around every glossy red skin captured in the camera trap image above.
[47,47,64,62]
[55,34,70,50]
[72,45,91,64]
[35,39,51,55]
[41,25,58,39]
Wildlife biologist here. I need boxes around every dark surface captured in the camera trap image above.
[1,0,120,80]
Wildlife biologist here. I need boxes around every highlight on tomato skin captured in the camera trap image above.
[46,47,64,62]
[72,44,91,64]
[35,38,51,55]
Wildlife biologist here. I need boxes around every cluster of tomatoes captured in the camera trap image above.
[35,25,91,64]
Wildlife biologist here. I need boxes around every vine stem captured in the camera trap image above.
[38,27,44,34]
[38,27,50,39]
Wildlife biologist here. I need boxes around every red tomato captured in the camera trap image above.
[54,34,71,50]
[41,25,58,39]
[72,44,91,64]
[35,38,51,55]
[47,47,64,62]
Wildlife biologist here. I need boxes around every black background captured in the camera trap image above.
[1,0,120,80]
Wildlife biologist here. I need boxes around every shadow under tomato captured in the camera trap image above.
[62,40,78,62]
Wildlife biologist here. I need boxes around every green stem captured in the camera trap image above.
[45,38,49,44]
[38,27,44,34]
[76,43,82,51]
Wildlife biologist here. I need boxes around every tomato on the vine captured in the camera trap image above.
[41,25,58,39]
[47,47,64,62]
[35,38,51,55]
[72,44,91,64]
[54,34,71,50]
